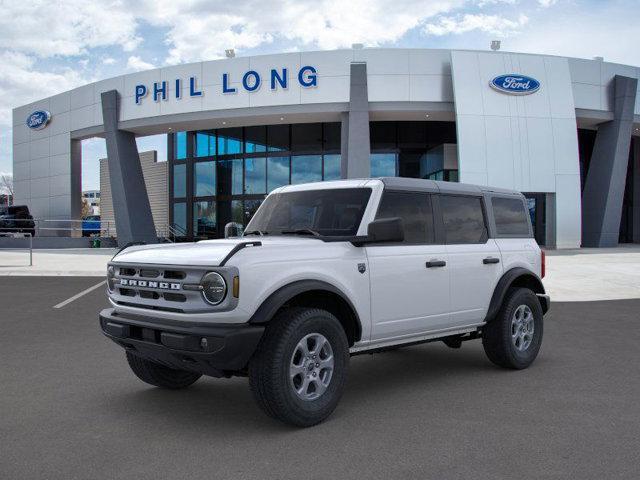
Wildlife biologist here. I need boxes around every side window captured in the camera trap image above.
[375,191,435,244]
[440,195,487,244]
[492,197,531,236]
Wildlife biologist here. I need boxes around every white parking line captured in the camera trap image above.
[53,280,106,309]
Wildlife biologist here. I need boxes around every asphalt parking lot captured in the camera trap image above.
[1,277,639,479]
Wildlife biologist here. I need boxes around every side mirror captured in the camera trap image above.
[352,217,404,245]
[224,222,243,238]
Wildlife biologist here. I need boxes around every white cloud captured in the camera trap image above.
[0,51,87,126]
[102,57,116,65]
[136,0,465,64]
[424,13,529,36]
[126,55,156,72]
[0,0,141,57]
[538,0,557,6]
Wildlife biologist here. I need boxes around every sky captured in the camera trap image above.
[1,0,639,192]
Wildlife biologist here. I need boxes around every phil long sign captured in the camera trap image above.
[135,66,318,105]
[490,74,540,95]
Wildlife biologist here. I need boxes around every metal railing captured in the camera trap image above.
[157,223,189,242]
[0,218,115,237]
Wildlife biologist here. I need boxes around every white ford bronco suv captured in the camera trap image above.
[100,178,549,427]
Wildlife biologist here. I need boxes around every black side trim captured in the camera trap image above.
[484,268,548,322]
[248,280,362,341]
[219,241,262,266]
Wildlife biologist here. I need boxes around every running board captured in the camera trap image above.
[349,323,484,355]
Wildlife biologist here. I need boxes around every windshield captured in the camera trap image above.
[245,188,372,237]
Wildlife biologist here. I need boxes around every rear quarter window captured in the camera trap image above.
[492,197,531,236]
[440,195,487,244]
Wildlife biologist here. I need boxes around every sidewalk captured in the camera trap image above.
[0,248,116,276]
[1,246,639,301]
[543,245,640,301]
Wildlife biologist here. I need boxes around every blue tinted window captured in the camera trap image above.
[194,161,216,197]
[245,126,267,153]
[194,201,216,237]
[245,157,266,194]
[370,153,397,177]
[267,156,290,192]
[323,154,341,181]
[195,131,215,157]
[173,202,187,233]
[173,163,186,197]
[291,155,322,184]
[174,131,187,160]
[217,128,243,155]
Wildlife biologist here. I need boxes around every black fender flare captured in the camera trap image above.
[484,268,547,323]
[248,279,363,341]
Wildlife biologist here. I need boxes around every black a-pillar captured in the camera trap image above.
[101,90,157,246]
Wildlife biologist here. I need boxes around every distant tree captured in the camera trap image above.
[81,198,92,218]
[0,173,13,203]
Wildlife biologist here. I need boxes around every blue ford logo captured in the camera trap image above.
[490,74,540,95]
[26,110,51,130]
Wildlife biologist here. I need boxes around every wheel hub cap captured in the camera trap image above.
[511,304,534,352]
[290,333,334,401]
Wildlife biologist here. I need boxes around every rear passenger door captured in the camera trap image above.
[440,195,503,326]
[366,191,451,341]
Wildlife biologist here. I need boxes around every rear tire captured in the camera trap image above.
[125,351,202,389]
[249,307,349,427]
[482,287,543,369]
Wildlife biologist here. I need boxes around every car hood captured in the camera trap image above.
[112,236,324,266]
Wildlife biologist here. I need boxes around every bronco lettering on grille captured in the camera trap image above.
[119,279,181,290]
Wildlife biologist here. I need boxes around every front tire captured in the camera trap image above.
[482,287,543,369]
[125,351,202,389]
[249,307,349,427]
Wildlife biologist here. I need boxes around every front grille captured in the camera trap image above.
[110,264,204,312]
[108,262,237,314]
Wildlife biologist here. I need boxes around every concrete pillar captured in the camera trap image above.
[344,63,371,178]
[633,138,640,243]
[101,90,157,246]
[582,75,638,247]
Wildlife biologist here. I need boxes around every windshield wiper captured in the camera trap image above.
[280,228,321,237]
[244,230,268,236]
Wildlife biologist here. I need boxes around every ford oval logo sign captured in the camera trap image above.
[26,110,51,130]
[490,74,540,95]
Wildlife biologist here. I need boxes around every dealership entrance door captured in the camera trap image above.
[524,193,547,246]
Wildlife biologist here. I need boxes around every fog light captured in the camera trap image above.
[201,272,227,305]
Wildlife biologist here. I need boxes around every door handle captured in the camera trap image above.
[483,257,500,264]
[426,260,446,268]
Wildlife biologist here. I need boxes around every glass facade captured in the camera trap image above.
[169,123,341,239]
[369,121,457,179]
[169,120,462,240]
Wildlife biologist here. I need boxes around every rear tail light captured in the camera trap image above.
[541,250,546,279]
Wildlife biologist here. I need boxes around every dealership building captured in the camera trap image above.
[11,48,640,248]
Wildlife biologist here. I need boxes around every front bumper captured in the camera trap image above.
[99,308,264,377]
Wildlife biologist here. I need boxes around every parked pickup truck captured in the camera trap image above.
[100,178,549,427]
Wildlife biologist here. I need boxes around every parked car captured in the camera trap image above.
[100,178,549,427]
[82,215,101,237]
[0,205,35,236]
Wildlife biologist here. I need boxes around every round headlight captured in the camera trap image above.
[201,272,227,305]
[107,265,115,292]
